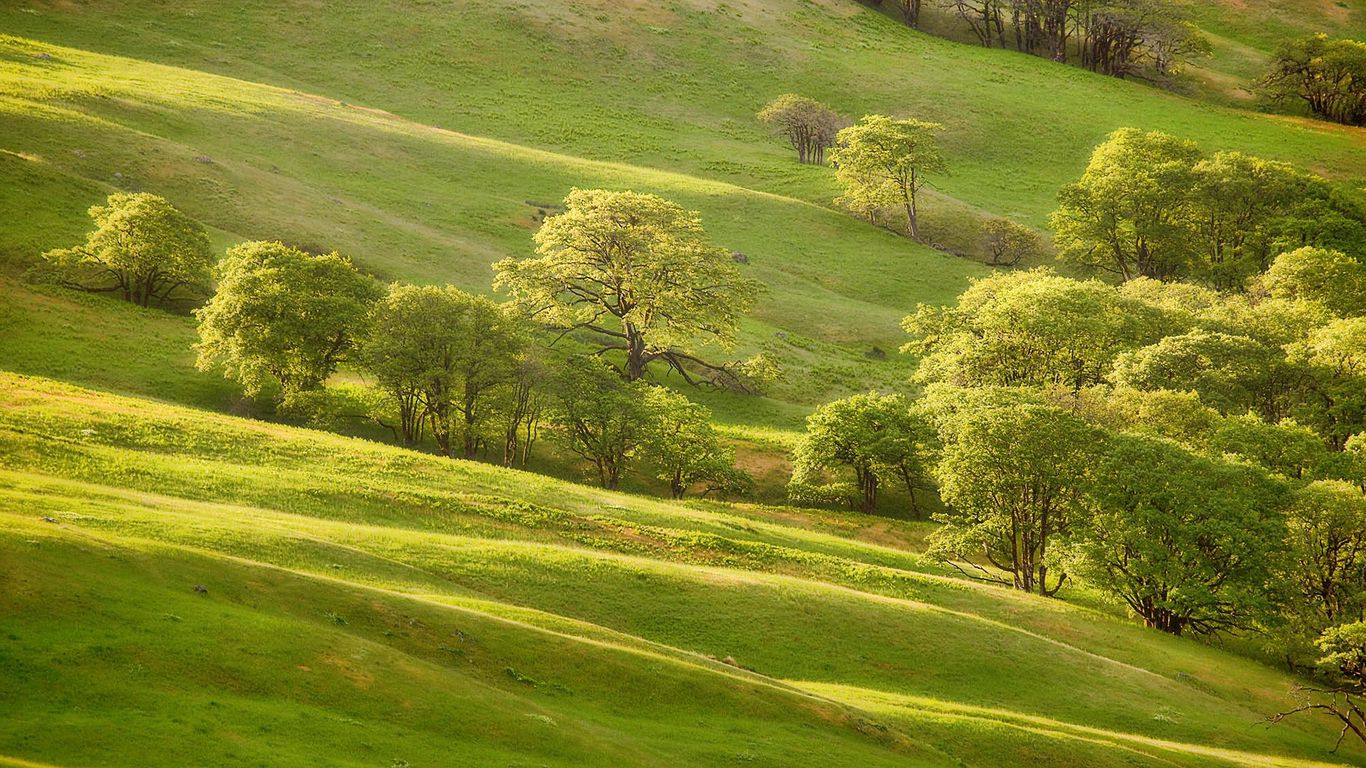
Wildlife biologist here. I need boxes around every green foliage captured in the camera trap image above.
[756,93,846,165]
[1070,433,1287,636]
[360,284,527,457]
[1283,481,1366,646]
[194,241,381,398]
[788,392,934,516]
[930,403,1097,595]
[36,192,212,309]
[1110,331,1295,421]
[906,269,1168,391]
[980,218,1042,267]
[553,356,652,489]
[829,115,945,240]
[1287,317,1366,449]
[1051,129,1363,287]
[495,189,758,384]
[1262,34,1366,126]
[1051,128,1202,282]
[1259,247,1366,319]
[641,386,747,499]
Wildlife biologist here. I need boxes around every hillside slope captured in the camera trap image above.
[1,373,1363,767]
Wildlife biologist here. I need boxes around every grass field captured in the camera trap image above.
[5,1,1366,763]
[2,372,1363,767]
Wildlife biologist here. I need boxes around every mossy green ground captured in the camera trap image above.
[2,372,1363,767]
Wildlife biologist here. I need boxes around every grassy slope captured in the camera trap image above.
[1,372,1363,767]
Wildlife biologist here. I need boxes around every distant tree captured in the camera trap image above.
[894,0,923,28]
[496,349,549,468]
[830,115,946,241]
[1262,34,1366,126]
[554,356,651,489]
[756,94,847,164]
[1073,432,1287,635]
[1050,128,1201,281]
[38,192,212,309]
[929,404,1096,594]
[195,241,381,399]
[1260,247,1366,319]
[789,393,935,515]
[905,269,1169,391]
[360,285,525,458]
[642,387,748,499]
[495,189,758,385]
[980,218,1042,267]
[948,0,1008,47]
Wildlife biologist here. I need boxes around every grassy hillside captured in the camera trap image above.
[2,371,1362,767]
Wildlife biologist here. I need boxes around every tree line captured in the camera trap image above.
[866,0,1211,86]
[36,189,763,497]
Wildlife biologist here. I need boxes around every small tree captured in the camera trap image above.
[929,403,1095,595]
[495,189,759,384]
[1285,481,1366,633]
[980,218,1041,267]
[38,192,213,309]
[830,115,946,241]
[195,241,381,400]
[1072,432,1287,635]
[642,387,747,499]
[788,393,934,516]
[554,357,651,489]
[756,94,847,165]
[1288,317,1366,450]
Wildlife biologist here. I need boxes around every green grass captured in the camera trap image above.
[1,372,1363,767]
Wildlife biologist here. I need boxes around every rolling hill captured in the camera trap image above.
[4,1,1366,765]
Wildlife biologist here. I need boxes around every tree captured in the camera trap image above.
[495,189,758,385]
[195,241,381,399]
[38,192,212,309]
[1210,414,1328,481]
[788,393,935,515]
[905,269,1170,391]
[1285,481,1366,631]
[1271,623,1366,750]
[642,387,747,499]
[1110,331,1297,422]
[830,115,946,241]
[1186,152,1311,290]
[1262,34,1366,126]
[1288,317,1366,450]
[1050,128,1201,281]
[980,218,1041,267]
[1072,432,1286,635]
[360,285,526,458]
[929,404,1096,594]
[554,356,651,489]
[1260,247,1366,319]
[756,94,846,164]
[495,349,548,468]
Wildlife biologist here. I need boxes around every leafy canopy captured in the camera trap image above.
[40,192,213,308]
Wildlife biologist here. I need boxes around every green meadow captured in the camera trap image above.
[4,0,1366,765]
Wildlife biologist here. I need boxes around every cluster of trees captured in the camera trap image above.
[1262,34,1366,126]
[40,190,761,497]
[788,256,1365,741]
[1051,128,1366,289]
[796,260,1366,636]
[870,0,1210,85]
[758,98,954,243]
